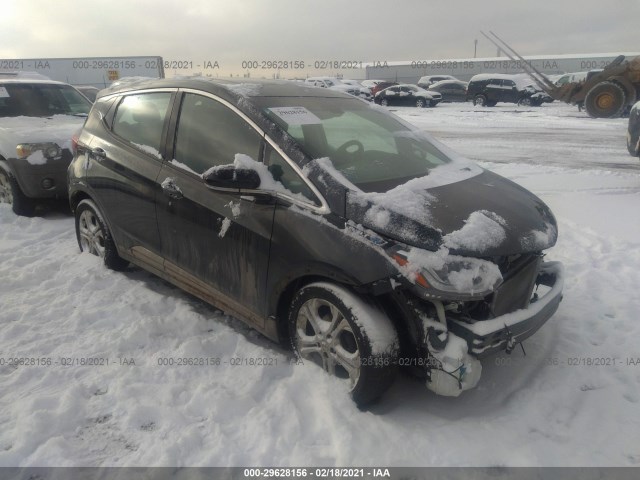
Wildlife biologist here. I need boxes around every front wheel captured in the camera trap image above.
[380,98,389,106]
[0,169,35,217]
[518,97,532,106]
[75,199,128,270]
[415,98,426,108]
[473,95,487,106]
[584,81,626,118]
[288,282,399,406]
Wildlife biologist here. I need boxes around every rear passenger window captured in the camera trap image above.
[112,93,172,157]
[173,93,262,174]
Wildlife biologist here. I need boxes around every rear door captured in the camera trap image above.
[485,79,502,102]
[86,90,174,256]
[502,79,519,103]
[155,91,276,326]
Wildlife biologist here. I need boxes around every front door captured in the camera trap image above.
[155,92,276,325]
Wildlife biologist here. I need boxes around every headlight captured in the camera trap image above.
[388,245,503,300]
[16,143,62,160]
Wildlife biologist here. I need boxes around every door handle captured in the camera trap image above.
[161,177,184,199]
[91,147,106,160]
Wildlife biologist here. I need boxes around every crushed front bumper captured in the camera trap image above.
[448,261,564,358]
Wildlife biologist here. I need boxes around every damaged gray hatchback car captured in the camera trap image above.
[68,78,563,405]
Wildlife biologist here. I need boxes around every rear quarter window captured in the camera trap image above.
[112,92,172,157]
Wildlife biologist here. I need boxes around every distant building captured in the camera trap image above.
[365,53,640,83]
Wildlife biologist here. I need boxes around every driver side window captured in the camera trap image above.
[174,93,262,174]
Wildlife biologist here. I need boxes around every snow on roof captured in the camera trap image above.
[468,73,537,88]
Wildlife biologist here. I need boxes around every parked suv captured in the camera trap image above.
[69,78,563,404]
[0,77,91,215]
[466,74,553,107]
[374,84,442,107]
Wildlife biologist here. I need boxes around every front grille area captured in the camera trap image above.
[490,255,542,317]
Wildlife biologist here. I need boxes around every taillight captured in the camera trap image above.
[71,132,79,155]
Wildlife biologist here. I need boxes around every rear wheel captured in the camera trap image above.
[288,282,398,406]
[75,199,128,270]
[584,81,626,118]
[0,168,35,217]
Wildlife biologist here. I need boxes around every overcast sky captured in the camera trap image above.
[1,0,638,76]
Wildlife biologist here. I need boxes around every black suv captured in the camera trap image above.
[69,78,563,404]
[466,74,552,107]
[0,77,91,215]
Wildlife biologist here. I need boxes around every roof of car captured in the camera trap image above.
[0,78,69,86]
[429,79,468,87]
[99,77,352,101]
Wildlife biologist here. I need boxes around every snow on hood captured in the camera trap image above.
[334,161,558,256]
[443,210,507,252]
[0,115,84,157]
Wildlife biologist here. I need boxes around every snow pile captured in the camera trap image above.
[443,210,507,252]
[0,115,83,155]
[405,247,502,295]
[203,153,310,203]
[169,159,198,175]
[132,143,162,160]
[26,150,48,165]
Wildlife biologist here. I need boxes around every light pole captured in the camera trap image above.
[474,39,478,58]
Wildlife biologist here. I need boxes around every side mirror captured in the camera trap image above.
[203,165,261,190]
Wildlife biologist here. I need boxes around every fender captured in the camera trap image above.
[0,157,13,177]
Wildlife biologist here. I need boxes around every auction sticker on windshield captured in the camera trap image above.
[268,106,321,126]
[0,87,10,98]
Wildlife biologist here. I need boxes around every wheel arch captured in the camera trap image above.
[270,268,420,360]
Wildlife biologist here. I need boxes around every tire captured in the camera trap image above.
[485,100,497,107]
[0,168,35,217]
[518,97,532,106]
[288,282,399,406]
[473,95,487,106]
[584,81,627,118]
[415,98,425,108]
[380,98,389,106]
[75,199,128,271]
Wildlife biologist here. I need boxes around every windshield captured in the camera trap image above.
[0,83,92,117]
[258,97,451,192]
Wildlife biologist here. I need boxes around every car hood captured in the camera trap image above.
[346,167,558,256]
[0,115,85,157]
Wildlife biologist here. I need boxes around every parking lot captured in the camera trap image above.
[1,101,639,467]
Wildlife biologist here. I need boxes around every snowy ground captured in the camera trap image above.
[1,102,639,467]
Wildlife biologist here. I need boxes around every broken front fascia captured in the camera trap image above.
[349,224,563,394]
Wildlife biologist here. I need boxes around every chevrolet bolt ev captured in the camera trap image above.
[68,78,563,405]
[0,77,91,215]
